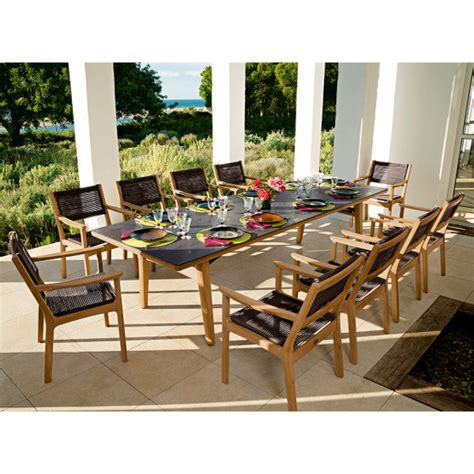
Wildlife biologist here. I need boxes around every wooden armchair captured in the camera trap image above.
[50,184,135,278]
[290,226,409,364]
[213,161,257,195]
[169,167,215,205]
[394,194,464,293]
[220,254,364,411]
[9,231,127,383]
[370,206,441,322]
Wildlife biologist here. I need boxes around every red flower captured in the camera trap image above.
[252,179,262,190]
[258,188,270,201]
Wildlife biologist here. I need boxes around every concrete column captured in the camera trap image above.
[212,62,245,164]
[69,62,121,225]
[332,63,379,180]
[294,63,325,179]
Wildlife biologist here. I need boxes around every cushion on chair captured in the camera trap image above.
[44,279,116,317]
[66,232,106,248]
[230,290,335,347]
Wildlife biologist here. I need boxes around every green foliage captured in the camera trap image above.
[199,66,212,108]
[263,130,295,152]
[118,138,134,150]
[180,133,198,147]
[0,63,73,145]
[319,128,334,174]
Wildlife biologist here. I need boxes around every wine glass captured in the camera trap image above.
[254,198,263,214]
[179,216,192,240]
[152,208,163,227]
[167,207,178,229]
[330,176,339,190]
[243,196,253,216]
[216,208,228,226]
[207,198,217,215]
[218,195,229,209]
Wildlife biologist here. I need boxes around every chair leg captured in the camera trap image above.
[133,254,139,279]
[37,307,44,343]
[381,283,390,333]
[83,254,91,276]
[440,240,446,276]
[391,273,400,323]
[104,312,110,327]
[44,324,55,383]
[97,251,104,273]
[332,317,344,378]
[60,243,67,279]
[364,203,369,221]
[415,258,422,301]
[107,249,112,265]
[291,277,299,298]
[222,297,230,384]
[422,250,429,293]
[151,262,156,272]
[349,216,354,227]
[114,284,128,363]
[282,355,297,411]
[123,249,128,261]
[347,304,358,365]
[399,203,405,218]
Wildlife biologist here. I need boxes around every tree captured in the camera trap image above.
[0,63,73,145]
[113,63,166,124]
[199,66,212,108]
[322,63,338,130]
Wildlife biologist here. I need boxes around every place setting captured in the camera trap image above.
[188,195,233,214]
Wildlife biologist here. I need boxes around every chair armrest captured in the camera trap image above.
[174,190,208,202]
[121,201,152,215]
[36,271,123,292]
[376,213,416,224]
[330,235,374,251]
[290,253,337,270]
[274,261,324,279]
[32,245,105,262]
[105,204,136,217]
[388,179,408,189]
[353,175,370,183]
[58,216,86,231]
[219,286,297,322]
[217,181,248,190]
[399,203,431,212]
[341,230,381,243]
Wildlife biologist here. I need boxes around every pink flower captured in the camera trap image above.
[252,179,262,190]
[268,177,285,193]
[258,188,270,201]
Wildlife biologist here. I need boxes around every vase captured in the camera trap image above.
[261,199,271,211]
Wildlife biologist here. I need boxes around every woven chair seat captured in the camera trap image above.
[399,250,419,267]
[376,194,402,202]
[230,290,335,348]
[66,232,106,248]
[44,278,116,317]
[354,277,385,302]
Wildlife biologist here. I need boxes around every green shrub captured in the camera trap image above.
[319,128,334,174]
[20,164,63,187]
[156,133,169,144]
[245,133,263,144]
[245,156,293,181]
[264,130,295,152]
[180,133,198,147]
[118,138,134,150]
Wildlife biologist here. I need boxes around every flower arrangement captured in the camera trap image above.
[251,177,286,201]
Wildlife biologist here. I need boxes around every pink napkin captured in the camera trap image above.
[295,206,320,211]
[120,230,134,239]
[245,220,272,229]
[204,236,233,247]
[328,192,359,200]
[343,181,356,187]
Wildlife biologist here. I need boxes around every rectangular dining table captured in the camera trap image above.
[92,185,386,346]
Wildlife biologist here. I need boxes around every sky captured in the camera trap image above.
[148,63,210,99]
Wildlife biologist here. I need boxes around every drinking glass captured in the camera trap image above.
[296,184,305,200]
[331,176,339,190]
[218,195,229,209]
[254,198,263,214]
[216,208,228,226]
[167,207,178,228]
[207,198,217,215]
[179,216,192,239]
[152,208,163,227]
[243,196,253,216]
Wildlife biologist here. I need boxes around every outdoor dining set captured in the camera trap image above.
[8,159,464,411]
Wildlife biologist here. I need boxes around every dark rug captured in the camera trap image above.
[365,296,474,411]
[448,222,474,238]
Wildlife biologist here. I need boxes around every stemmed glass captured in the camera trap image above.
[243,196,253,216]
[330,176,339,190]
[218,195,229,210]
[178,215,192,239]
[167,207,178,229]
[207,198,217,215]
[254,198,263,214]
[152,208,163,227]
[216,208,228,226]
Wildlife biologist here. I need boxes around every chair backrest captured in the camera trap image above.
[8,231,42,286]
[116,175,165,209]
[51,184,106,221]
[284,254,364,349]
[409,207,441,249]
[369,160,411,186]
[170,168,209,195]
[214,161,246,185]
[435,193,464,233]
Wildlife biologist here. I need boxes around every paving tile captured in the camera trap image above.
[3,399,36,411]
[379,392,436,411]
[29,364,148,411]
[103,337,210,399]
[0,369,27,410]
[154,363,273,411]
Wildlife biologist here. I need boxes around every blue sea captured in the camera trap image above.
[0,99,207,133]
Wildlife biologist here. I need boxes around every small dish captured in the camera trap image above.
[207,226,244,239]
[130,228,167,242]
[250,212,284,223]
[331,187,359,196]
[301,198,328,207]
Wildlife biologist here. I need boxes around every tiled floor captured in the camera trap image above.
[1,216,472,411]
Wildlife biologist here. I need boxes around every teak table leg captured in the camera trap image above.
[354,203,364,234]
[195,261,216,346]
[138,255,149,309]
[296,224,305,244]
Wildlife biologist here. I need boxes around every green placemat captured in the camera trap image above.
[188,204,211,213]
[240,216,288,228]
[292,202,336,212]
[136,217,167,227]
[123,233,178,249]
[196,228,252,244]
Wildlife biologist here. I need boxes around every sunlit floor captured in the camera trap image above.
[1,216,473,411]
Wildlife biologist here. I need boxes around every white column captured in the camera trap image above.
[212,62,245,164]
[69,62,121,226]
[294,63,325,179]
[332,63,379,180]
